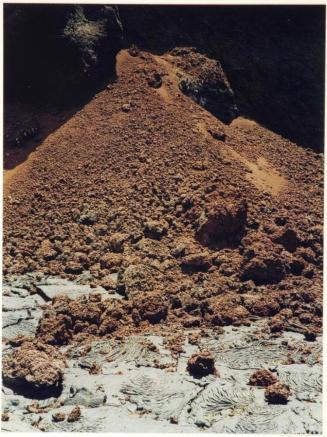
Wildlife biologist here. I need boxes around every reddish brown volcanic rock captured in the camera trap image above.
[2,342,66,395]
[249,369,278,387]
[196,198,247,246]
[187,351,218,378]
[265,382,292,404]
[67,406,81,423]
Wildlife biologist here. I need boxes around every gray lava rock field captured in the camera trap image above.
[2,275,322,433]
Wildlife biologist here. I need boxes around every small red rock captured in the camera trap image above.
[249,369,278,387]
[265,382,291,404]
[187,351,218,377]
[52,412,66,422]
[2,412,10,422]
[67,406,81,423]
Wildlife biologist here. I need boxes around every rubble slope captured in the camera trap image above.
[3,48,323,340]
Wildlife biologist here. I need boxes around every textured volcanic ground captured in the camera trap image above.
[3,47,323,344]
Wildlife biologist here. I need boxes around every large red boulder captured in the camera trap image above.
[196,198,247,246]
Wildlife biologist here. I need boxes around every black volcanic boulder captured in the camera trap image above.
[171,47,239,124]
[4,4,123,103]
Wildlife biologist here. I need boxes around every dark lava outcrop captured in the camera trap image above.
[171,47,238,124]
[119,5,325,151]
[5,5,325,151]
[4,4,123,103]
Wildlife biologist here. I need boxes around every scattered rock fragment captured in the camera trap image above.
[94,223,108,236]
[2,342,66,397]
[64,262,84,275]
[116,264,162,297]
[89,362,102,375]
[144,219,169,240]
[108,232,129,252]
[27,400,60,414]
[147,72,162,88]
[204,295,249,326]
[171,243,187,258]
[136,238,170,260]
[37,239,58,261]
[78,212,98,225]
[99,253,122,270]
[187,351,218,378]
[67,406,81,423]
[133,291,168,324]
[269,315,285,333]
[298,312,312,324]
[304,330,317,342]
[181,252,211,272]
[241,256,286,284]
[249,369,278,387]
[121,103,131,113]
[99,275,117,290]
[208,127,226,141]
[249,296,281,317]
[37,302,73,345]
[183,316,201,328]
[65,385,107,408]
[52,412,66,422]
[264,382,291,404]
[196,197,247,246]
[240,232,287,284]
[2,412,10,422]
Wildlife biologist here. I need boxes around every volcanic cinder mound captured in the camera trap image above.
[4,47,323,342]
